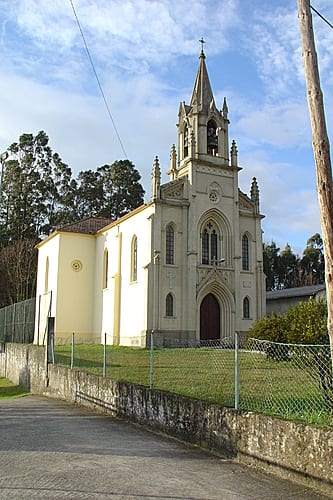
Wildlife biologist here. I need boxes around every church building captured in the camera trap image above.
[34,50,266,347]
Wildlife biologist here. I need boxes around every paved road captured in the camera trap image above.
[0,395,328,499]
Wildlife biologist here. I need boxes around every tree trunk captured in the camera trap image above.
[298,0,333,368]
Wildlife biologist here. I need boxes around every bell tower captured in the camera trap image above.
[176,48,230,181]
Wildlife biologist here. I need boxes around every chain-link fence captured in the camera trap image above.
[151,338,236,406]
[0,298,36,343]
[53,333,333,426]
[241,338,332,424]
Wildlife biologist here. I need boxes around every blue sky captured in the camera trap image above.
[0,0,333,255]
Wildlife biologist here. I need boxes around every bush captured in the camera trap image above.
[247,313,288,343]
[247,297,329,345]
[285,297,328,344]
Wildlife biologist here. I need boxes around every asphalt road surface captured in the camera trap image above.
[0,395,329,499]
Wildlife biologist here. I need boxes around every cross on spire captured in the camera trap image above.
[199,37,205,53]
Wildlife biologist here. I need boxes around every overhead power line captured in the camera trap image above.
[310,4,333,29]
[69,0,128,159]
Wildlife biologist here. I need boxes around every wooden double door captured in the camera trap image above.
[200,293,220,341]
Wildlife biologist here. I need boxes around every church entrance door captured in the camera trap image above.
[200,293,220,341]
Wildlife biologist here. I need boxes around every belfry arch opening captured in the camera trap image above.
[200,293,220,341]
[184,125,189,157]
[207,119,218,155]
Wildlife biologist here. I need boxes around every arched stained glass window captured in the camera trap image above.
[131,236,137,282]
[202,229,209,265]
[201,221,220,265]
[243,297,250,319]
[211,230,218,261]
[166,293,174,317]
[166,225,174,265]
[103,249,108,289]
[242,234,249,271]
[44,257,49,293]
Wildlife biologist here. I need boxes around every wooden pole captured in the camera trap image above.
[298,0,333,366]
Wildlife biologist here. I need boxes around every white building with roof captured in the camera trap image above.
[34,50,266,347]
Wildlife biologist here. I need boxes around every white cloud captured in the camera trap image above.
[0,68,177,197]
[235,101,311,149]
[238,151,320,253]
[1,0,241,78]
[0,0,331,253]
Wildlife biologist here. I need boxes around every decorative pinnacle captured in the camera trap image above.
[250,177,260,213]
[168,144,177,181]
[222,97,228,119]
[152,155,160,175]
[151,156,161,201]
[230,140,238,167]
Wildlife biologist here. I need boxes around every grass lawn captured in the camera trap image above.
[0,376,29,400]
[54,344,332,426]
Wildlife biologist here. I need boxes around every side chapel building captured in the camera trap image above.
[34,50,266,347]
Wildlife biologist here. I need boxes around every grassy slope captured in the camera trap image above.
[0,377,29,399]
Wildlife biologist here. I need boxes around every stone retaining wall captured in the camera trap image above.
[1,343,332,496]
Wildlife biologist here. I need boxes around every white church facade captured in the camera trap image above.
[34,50,266,347]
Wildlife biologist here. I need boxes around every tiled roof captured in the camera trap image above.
[58,217,113,235]
[266,284,326,301]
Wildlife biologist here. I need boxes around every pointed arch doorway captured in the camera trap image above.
[200,293,220,341]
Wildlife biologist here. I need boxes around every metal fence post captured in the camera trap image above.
[103,332,107,378]
[234,331,239,410]
[71,332,75,369]
[150,330,154,389]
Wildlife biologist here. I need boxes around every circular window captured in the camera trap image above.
[208,182,222,204]
[209,192,218,203]
[71,259,83,272]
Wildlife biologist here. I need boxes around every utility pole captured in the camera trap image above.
[298,0,333,367]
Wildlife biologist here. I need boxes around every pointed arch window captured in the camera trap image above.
[166,224,175,265]
[242,234,249,271]
[201,221,219,265]
[243,297,250,319]
[207,119,218,155]
[44,257,49,293]
[103,249,108,289]
[184,125,189,157]
[166,293,174,317]
[131,236,138,282]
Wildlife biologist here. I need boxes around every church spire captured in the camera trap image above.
[190,48,214,113]
[177,48,230,168]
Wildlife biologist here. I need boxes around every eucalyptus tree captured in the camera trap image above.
[263,242,281,290]
[0,131,74,246]
[300,233,325,285]
[73,169,103,219]
[279,243,300,288]
[97,160,145,219]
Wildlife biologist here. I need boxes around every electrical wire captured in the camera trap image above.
[311,4,333,30]
[69,0,128,159]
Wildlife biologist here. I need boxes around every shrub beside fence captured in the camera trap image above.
[0,298,36,344]
[53,333,333,426]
